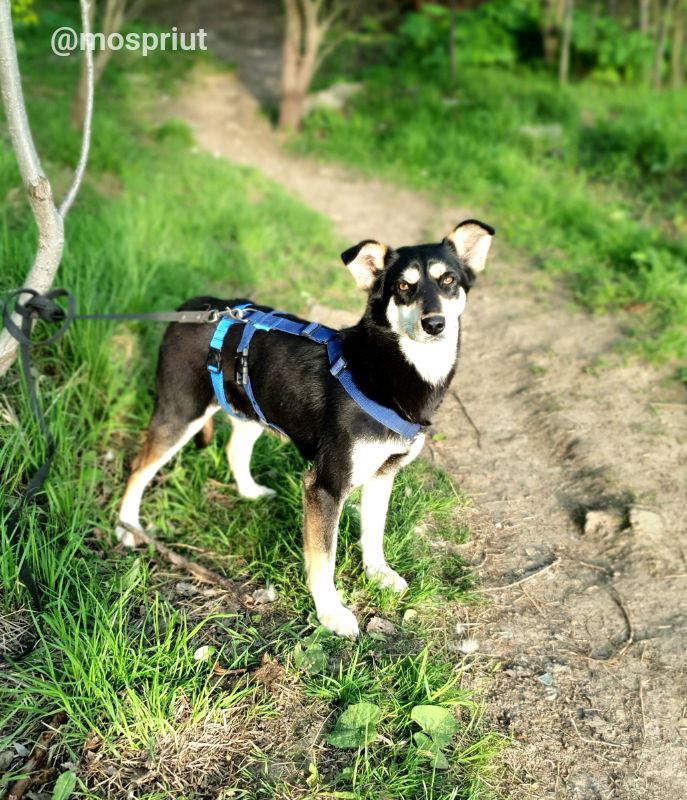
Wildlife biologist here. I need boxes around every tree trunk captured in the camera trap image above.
[559,0,574,84]
[278,0,334,132]
[542,0,565,66]
[652,0,675,88]
[280,90,306,129]
[640,0,653,83]
[671,0,685,88]
[639,0,651,32]
[0,0,93,376]
[279,0,304,130]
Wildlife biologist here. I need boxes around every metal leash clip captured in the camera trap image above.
[216,306,255,322]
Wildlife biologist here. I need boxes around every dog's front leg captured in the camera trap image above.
[302,469,359,638]
[361,470,408,592]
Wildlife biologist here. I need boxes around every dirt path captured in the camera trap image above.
[155,15,687,796]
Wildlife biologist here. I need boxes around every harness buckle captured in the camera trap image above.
[235,348,249,385]
[330,356,347,377]
[206,347,223,373]
[300,321,319,338]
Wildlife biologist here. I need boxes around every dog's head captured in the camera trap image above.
[341,220,494,344]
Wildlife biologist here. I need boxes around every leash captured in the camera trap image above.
[1,288,223,663]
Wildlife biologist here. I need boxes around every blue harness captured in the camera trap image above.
[206,305,422,441]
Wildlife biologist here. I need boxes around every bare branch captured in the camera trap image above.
[60,0,94,217]
[0,1,46,183]
[0,0,94,376]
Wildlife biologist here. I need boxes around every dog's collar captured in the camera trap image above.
[206,304,423,442]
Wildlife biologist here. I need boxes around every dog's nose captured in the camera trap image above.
[421,315,445,336]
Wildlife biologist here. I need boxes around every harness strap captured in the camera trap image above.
[325,337,422,441]
[207,305,423,442]
[236,315,287,436]
[206,304,251,420]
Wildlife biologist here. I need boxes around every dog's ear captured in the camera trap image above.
[445,220,494,273]
[341,240,388,290]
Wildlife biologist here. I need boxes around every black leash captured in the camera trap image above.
[1,288,220,662]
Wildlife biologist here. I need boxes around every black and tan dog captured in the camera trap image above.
[116,220,494,636]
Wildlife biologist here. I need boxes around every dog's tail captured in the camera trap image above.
[195,417,214,449]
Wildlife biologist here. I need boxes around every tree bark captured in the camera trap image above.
[652,0,675,88]
[640,0,651,32]
[278,0,339,132]
[0,0,94,377]
[279,0,304,130]
[640,0,653,83]
[559,0,574,84]
[542,0,565,66]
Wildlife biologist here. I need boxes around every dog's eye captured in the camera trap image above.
[398,281,410,292]
[440,274,455,286]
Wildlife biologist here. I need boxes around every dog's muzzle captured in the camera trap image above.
[421,314,445,336]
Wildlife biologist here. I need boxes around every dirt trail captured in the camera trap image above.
[156,9,687,795]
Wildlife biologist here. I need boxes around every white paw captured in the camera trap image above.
[238,483,276,500]
[115,522,141,549]
[317,604,360,638]
[366,565,408,593]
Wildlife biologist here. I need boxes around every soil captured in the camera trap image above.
[151,2,687,796]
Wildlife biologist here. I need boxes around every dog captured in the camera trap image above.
[116,219,494,636]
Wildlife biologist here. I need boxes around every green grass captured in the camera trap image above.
[0,8,502,798]
[296,65,687,365]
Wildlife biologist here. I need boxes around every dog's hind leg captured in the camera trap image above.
[226,417,275,500]
[302,469,359,637]
[116,405,217,547]
[360,470,408,592]
[195,417,214,449]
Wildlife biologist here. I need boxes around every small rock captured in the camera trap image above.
[537,672,554,686]
[0,749,15,770]
[175,581,199,597]
[629,506,665,540]
[13,742,29,757]
[584,509,624,538]
[366,616,395,636]
[304,82,362,114]
[402,609,418,625]
[252,584,277,605]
